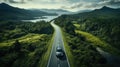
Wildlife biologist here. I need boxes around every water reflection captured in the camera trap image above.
[22,15,58,22]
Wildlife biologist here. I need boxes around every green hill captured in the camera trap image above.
[0,3,57,21]
[54,6,120,67]
[55,6,120,49]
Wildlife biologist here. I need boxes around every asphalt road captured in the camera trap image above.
[47,21,70,67]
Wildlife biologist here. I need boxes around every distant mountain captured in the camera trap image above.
[55,6,120,22]
[61,6,120,20]
[40,9,69,12]
[0,3,57,21]
[100,6,113,10]
[35,9,72,15]
[93,6,120,13]
[75,10,92,14]
[72,6,120,19]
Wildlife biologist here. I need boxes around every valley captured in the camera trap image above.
[0,2,120,67]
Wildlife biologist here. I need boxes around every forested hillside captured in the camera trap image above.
[0,3,57,21]
[55,6,120,49]
[54,6,120,67]
[0,21,53,41]
[0,21,54,67]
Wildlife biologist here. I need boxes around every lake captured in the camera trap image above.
[22,15,59,22]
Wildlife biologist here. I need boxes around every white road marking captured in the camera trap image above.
[58,63,60,67]
[58,59,60,67]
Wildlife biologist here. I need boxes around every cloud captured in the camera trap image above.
[62,0,120,9]
[35,0,68,3]
[100,0,120,5]
[61,2,85,9]
[0,0,120,11]
[1,0,69,4]
[0,0,32,3]
[85,0,120,8]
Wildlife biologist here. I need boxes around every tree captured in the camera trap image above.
[65,21,75,35]
[13,40,21,52]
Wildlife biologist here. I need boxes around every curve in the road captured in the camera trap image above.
[47,21,70,67]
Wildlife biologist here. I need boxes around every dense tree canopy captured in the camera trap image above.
[0,21,53,41]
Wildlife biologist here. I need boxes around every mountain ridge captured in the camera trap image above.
[68,6,120,20]
[0,3,57,21]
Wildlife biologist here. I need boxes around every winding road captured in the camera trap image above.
[47,21,70,67]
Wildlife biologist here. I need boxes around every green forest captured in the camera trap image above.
[0,21,54,67]
[54,6,120,67]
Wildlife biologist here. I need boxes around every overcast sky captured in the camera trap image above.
[0,0,120,11]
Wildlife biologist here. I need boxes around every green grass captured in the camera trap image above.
[60,28,75,67]
[75,30,120,56]
[28,51,35,57]
[0,33,45,47]
[76,30,106,47]
[73,23,80,28]
[39,32,55,67]
[19,33,45,43]
[0,33,50,67]
[9,28,22,33]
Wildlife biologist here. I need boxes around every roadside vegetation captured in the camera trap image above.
[60,25,106,67]
[54,6,120,67]
[75,30,120,56]
[39,32,55,67]
[61,29,75,67]
[0,21,54,67]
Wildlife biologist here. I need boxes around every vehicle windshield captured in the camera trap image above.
[57,47,62,52]
[57,49,62,52]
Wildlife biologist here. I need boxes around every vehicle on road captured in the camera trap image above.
[56,46,64,58]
